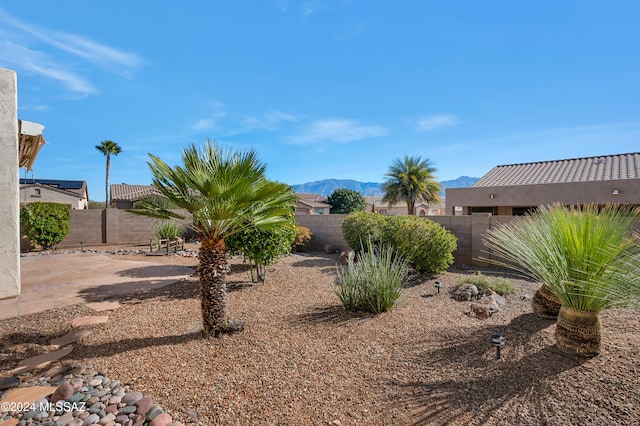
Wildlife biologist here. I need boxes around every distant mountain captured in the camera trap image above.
[291,176,479,197]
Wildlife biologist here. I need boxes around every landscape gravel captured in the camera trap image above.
[2,246,640,425]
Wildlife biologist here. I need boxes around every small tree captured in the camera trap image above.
[327,188,366,214]
[225,211,296,282]
[20,202,70,249]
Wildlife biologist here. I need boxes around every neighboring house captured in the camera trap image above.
[110,184,161,209]
[296,193,332,215]
[445,152,640,215]
[364,196,444,216]
[19,178,89,209]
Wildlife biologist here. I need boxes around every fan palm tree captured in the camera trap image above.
[483,204,640,356]
[382,155,441,215]
[128,140,297,338]
[95,140,122,208]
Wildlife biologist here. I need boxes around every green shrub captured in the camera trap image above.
[226,217,296,282]
[384,215,457,274]
[342,212,457,273]
[154,220,183,240]
[20,202,70,249]
[456,273,515,296]
[341,211,389,252]
[327,188,366,214]
[292,225,313,251]
[335,239,408,314]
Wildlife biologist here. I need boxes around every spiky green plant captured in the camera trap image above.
[335,239,409,314]
[154,220,183,241]
[483,204,640,356]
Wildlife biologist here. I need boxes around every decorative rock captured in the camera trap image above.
[98,412,116,425]
[0,376,20,390]
[134,396,153,415]
[107,396,121,405]
[82,413,100,426]
[50,330,92,348]
[452,284,479,302]
[71,316,109,328]
[324,243,337,254]
[131,414,146,426]
[121,392,143,405]
[145,405,164,421]
[122,405,137,414]
[338,251,354,266]
[149,413,173,426]
[50,382,75,403]
[11,348,74,375]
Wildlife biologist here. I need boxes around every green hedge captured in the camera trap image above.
[20,202,71,249]
[341,212,457,273]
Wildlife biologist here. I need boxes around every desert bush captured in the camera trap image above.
[456,273,515,296]
[335,239,408,314]
[20,202,70,249]
[383,215,457,273]
[154,220,184,240]
[341,211,389,252]
[292,225,313,251]
[226,217,296,282]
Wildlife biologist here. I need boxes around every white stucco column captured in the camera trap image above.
[0,68,20,299]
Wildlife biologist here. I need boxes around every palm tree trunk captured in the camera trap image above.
[555,305,602,357]
[105,154,110,208]
[198,237,229,337]
[532,284,561,319]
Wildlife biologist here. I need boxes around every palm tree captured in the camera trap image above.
[382,155,441,215]
[128,140,297,338]
[483,204,640,356]
[95,140,122,208]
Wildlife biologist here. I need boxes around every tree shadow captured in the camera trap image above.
[116,264,195,279]
[290,256,336,269]
[292,304,376,326]
[66,331,203,361]
[387,313,579,425]
[78,278,198,303]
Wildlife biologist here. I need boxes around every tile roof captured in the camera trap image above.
[110,184,161,201]
[473,152,640,187]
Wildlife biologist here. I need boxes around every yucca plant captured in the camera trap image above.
[335,239,409,314]
[483,204,640,356]
[154,220,183,241]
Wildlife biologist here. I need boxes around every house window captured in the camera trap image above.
[418,209,426,217]
[31,188,41,197]
[453,206,463,216]
[313,208,324,215]
[379,209,387,215]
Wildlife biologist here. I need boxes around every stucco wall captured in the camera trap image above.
[446,180,640,214]
[295,214,349,251]
[0,68,20,299]
[20,186,86,209]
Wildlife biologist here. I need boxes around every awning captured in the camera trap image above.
[18,120,46,171]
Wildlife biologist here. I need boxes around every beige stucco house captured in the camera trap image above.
[110,183,161,209]
[364,196,444,216]
[295,193,332,215]
[20,179,89,209]
[446,152,640,215]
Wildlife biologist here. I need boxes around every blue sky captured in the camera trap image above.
[3,1,640,200]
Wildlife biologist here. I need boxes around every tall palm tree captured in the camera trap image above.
[382,155,441,215]
[129,140,297,338]
[95,140,122,208]
[483,204,640,356]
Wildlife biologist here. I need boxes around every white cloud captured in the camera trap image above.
[0,8,142,93]
[416,114,460,132]
[289,118,388,145]
[0,41,97,95]
[241,111,297,132]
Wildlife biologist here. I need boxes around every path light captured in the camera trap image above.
[491,333,505,359]
[80,241,84,252]
[435,281,443,294]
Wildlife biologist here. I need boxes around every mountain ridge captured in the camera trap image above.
[291,176,479,197]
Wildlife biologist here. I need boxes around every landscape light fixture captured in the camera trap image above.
[435,280,443,294]
[612,189,619,195]
[80,242,84,252]
[491,333,505,360]
[489,194,495,199]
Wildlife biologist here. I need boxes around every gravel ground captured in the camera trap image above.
[2,246,640,425]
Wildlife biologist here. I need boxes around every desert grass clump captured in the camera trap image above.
[483,204,640,356]
[456,273,515,296]
[154,220,184,241]
[335,239,409,314]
